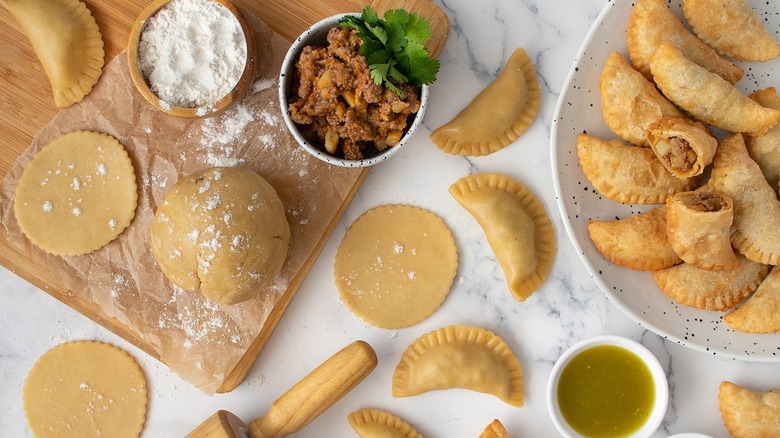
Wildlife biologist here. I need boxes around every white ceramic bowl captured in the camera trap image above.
[547,335,669,438]
[278,13,429,168]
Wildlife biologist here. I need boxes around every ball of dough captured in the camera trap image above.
[151,167,289,305]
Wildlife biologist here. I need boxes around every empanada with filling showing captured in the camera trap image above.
[645,117,717,179]
[718,381,780,438]
[392,325,524,407]
[348,408,422,438]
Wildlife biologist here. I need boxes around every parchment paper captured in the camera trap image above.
[0,15,363,394]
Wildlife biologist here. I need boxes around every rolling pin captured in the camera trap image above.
[186,340,378,438]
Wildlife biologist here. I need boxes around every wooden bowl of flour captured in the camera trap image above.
[127,0,256,118]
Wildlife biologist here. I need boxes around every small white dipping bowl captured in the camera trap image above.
[547,335,669,438]
[279,13,429,168]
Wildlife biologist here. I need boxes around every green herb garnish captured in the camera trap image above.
[339,6,440,96]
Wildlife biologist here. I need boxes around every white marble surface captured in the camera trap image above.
[1,0,779,437]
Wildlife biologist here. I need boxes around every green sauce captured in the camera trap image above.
[557,345,655,437]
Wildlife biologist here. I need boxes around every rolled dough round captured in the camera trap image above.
[150,167,290,305]
[22,341,147,438]
[335,204,458,329]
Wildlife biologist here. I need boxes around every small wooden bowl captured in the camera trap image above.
[127,0,256,118]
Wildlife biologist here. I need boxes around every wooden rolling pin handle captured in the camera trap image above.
[247,340,377,438]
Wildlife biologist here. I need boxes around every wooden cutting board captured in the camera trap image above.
[0,0,448,392]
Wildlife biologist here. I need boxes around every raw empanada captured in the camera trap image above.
[710,134,780,265]
[392,325,524,407]
[683,0,780,62]
[626,0,742,84]
[599,51,684,146]
[652,254,769,311]
[718,381,780,438]
[650,43,780,137]
[724,266,780,334]
[588,206,681,271]
[645,117,718,179]
[747,88,780,191]
[2,0,104,108]
[449,173,555,301]
[480,419,510,438]
[577,134,696,205]
[430,47,540,156]
[666,189,739,271]
[348,408,422,438]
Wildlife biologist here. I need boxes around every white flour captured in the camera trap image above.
[138,0,247,108]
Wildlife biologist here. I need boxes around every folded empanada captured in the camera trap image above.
[683,0,780,62]
[718,381,780,438]
[645,117,717,179]
[724,266,780,334]
[650,43,780,137]
[480,419,510,438]
[666,189,738,271]
[652,254,769,311]
[599,51,683,146]
[348,408,422,438]
[710,134,780,265]
[747,88,780,191]
[627,0,742,83]
[577,133,696,204]
[588,206,681,271]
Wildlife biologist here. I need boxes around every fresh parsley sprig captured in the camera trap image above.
[339,6,440,96]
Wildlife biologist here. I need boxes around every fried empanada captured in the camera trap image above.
[599,51,684,146]
[666,189,738,271]
[710,134,780,265]
[577,133,696,204]
[718,381,780,438]
[650,43,780,137]
[430,47,540,156]
[747,88,780,191]
[2,0,105,108]
[645,117,717,179]
[683,0,780,62]
[348,408,422,438]
[626,0,742,84]
[449,173,555,301]
[588,206,681,271]
[480,419,510,438]
[724,266,780,334]
[652,254,769,311]
[392,325,524,407]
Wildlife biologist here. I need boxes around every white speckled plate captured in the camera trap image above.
[551,0,780,361]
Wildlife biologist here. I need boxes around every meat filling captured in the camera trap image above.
[663,137,697,172]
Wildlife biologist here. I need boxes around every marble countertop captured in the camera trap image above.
[2,0,779,437]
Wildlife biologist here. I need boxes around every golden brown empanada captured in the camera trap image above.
[588,206,681,271]
[449,173,555,301]
[652,254,769,311]
[683,0,780,62]
[718,381,780,438]
[599,51,684,146]
[577,133,696,204]
[666,189,738,271]
[392,325,524,407]
[480,419,510,438]
[626,0,742,84]
[430,47,540,156]
[650,43,780,137]
[645,117,717,179]
[747,88,780,191]
[724,266,780,334]
[710,134,780,265]
[2,0,104,108]
[348,408,422,438]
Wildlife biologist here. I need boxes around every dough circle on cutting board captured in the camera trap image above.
[14,130,138,256]
[22,341,148,438]
[335,204,458,329]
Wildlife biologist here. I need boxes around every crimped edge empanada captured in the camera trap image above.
[480,419,511,438]
[431,47,540,156]
[747,87,780,191]
[718,381,780,438]
[449,173,555,301]
[724,266,780,334]
[588,206,681,271]
[577,133,696,205]
[645,117,717,179]
[348,408,422,438]
[392,325,524,407]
